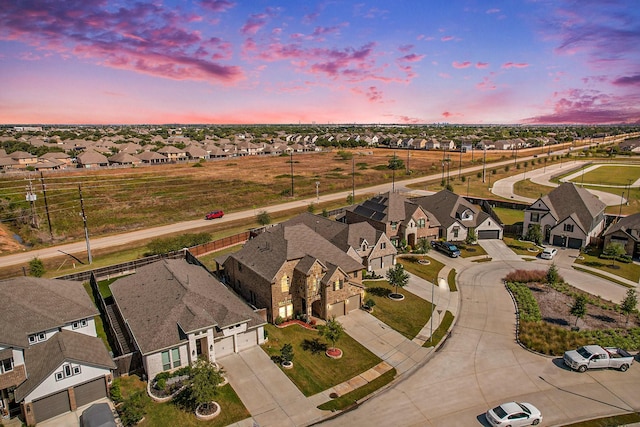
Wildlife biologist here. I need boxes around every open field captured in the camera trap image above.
[571,164,640,186]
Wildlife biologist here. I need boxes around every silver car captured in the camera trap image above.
[540,247,557,260]
[486,401,542,426]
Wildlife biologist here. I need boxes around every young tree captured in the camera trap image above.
[416,237,431,254]
[570,294,588,328]
[29,257,45,277]
[603,242,626,267]
[257,210,271,226]
[188,359,224,413]
[346,194,355,205]
[386,263,409,296]
[546,263,560,285]
[318,316,344,351]
[280,343,294,363]
[620,288,637,326]
[465,228,477,245]
[525,224,543,246]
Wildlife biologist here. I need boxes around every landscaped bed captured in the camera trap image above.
[575,247,640,283]
[261,323,381,397]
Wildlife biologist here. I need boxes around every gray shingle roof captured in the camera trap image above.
[603,212,640,241]
[0,277,99,348]
[110,259,265,355]
[540,182,606,232]
[228,223,364,283]
[14,329,115,401]
[413,190,483,228]
[349,192,410,223]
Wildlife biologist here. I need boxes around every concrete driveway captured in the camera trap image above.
[322,255,640,426]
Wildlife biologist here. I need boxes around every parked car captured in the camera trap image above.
[486,401,542,426]
[540,247,557,260]
[205,210,224,220]
[431,240,461,258]
[563,345,634,372]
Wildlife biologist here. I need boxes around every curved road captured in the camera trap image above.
[322,257,640,426]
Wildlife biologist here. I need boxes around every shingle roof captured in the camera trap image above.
[0,277,99,348]
[135,151,167,161]
[603,212,640,241]
[413,190,483,228]
[108,152,139,164]
[228,223,364,283]
[348,192,411,223]
[77,150,108,165]
[540,182,606,233]
[14,329,115,401]
[110,259,265,355]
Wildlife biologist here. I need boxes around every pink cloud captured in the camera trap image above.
[486,8,500,14]
[502,62,529,69]
[452,61,471,69]
[352,86,384,102]
[438,72,451,79]
[398,44,414,53]
[200,0,235,13]
[475,62,489,69]
[476,76,497,91]
[0,1,245,84]
[441,35,455,42]
[442,111,463,119]
[399,53,425,63]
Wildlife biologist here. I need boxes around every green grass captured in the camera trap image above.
[575,248,640,283]
[503,236,540,256]
[571,165,640,186]
[492,207,525,225]
[317,368,396,411]
[363,280,433,340]
[513,179,551,200]
[197,245,243,271]
[424,311,453,348]
[261,324,381,397]
[456,243,488,258]
[116,374,250,427]
[447,269,457,292]
[82,282,112,352]
[562,412,640,427]
[398,256,444,284]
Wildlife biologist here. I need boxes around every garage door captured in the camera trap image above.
[236,331,257,351]
[346,295,361,312]
[369,257,382,271]
[477,230,500,239]
[214,336,235,358]
[33,390,70,423]
[552,235,565,247]
[327,301,345,318]
[74,377,107,408]
[568,237,583,249]
[382,255,394,269]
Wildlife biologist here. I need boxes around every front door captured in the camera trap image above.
[196,338,208,360]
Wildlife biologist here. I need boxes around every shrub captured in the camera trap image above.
[119,390,149,427]
[280,343,294,362]
[109,378,123,404]
[504,269,547,283]
[29,257,45,277]
[274,316,284,325]
[506,282,542,322]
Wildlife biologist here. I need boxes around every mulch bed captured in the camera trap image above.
[277,319,317,330]
[525,282,640,330]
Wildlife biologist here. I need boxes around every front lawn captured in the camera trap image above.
[575,247,640,283]
[363,280,432,340]
[455,243,488,258]
[116,374,250,427]
[492,207,525,226]
[398,256,444,284]
[261,324,381,397]
[503,236,540,256]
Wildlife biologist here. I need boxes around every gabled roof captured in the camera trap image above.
[108,152,139,164]
[77,150,108,165]
[135,151,167,161]
[537,182,606,232]
[228,223,364,283]
[0,277,99,348]
[110,259,265,355]
[348,191,413,223]
[603,212,640,242]
[14,330,115,401]
[413,190,487,228]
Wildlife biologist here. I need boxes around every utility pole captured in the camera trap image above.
[467,177,471,197]
[290,151,294,197]
[25,176,39,228]
[315,181,320,203]
[458,148,462,179]
[482,147,486,183]
[78,184,92,264]
[406,150,410,175]
[351,157,355,202]
[39,172,53,240]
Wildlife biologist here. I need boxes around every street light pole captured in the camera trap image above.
[315,181,320,203]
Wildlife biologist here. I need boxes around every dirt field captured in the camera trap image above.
[526,282,639,330]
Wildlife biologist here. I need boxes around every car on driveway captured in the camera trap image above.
[205,210,224,220]
[431,240,461,258]
[486,401,542,426]
[540,247,557,260]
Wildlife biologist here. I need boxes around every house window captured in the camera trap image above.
[281,275,290,293]
[238,263,242,271]
[161,351,171,371]
[333,278,344,291]
[55,372,64,381]
[353,271,358,279]
[37,332,46,342]
[417,218,425,228]
[564,224,574,232]
[381,242,386,249]
[453,227,459,238]
[278,302,293,320]
[391,222,397,231]
[530,212,540,222]
[28,335,36,344]
[171,348,181,368]
[73,366,81,375]
[64,365,72,377]
[72,319,87,330]
[0,358,13,374]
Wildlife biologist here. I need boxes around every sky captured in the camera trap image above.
[1,0,639,125]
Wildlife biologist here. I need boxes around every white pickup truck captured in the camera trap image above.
[563,345,634,373]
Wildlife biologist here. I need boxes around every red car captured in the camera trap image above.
[205,210,224,220]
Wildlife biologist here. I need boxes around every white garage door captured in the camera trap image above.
[236,331,257,351]
[214,336,235,358]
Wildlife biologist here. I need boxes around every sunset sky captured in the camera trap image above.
[1,0,639,125]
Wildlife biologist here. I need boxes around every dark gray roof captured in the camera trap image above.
[413,190,486,228]
[540,182,606,232]
[14,329,115,401]
[110,259,265,355]
[603,212,640,241]
[348,192,411,223]
[283,212,347,241]
[0,277,99,348]
[228,223,364,283]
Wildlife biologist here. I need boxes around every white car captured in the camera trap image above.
[540,247,558,260]
[486,401,542,426]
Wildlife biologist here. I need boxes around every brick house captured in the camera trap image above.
[345,191,439,248]
[602,213,640,258]
[223,222,365,323]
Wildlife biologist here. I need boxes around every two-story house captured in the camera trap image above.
[345,192,440,248]
[0,277,115,425]
[413,190,504,241]
[602,213,640,258]
[109,258,266,382]
[223,222,365,323]
[522,182,606,248]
